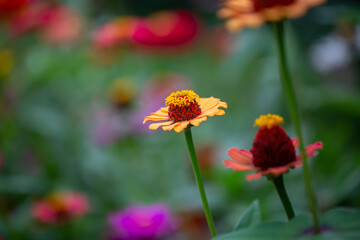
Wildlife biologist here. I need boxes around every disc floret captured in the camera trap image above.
[252,114,295,170]
[254,114,284,129]
[165,90,202,122]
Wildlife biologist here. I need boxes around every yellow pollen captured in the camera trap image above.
[254,114,284,129]
[165,90,199,107]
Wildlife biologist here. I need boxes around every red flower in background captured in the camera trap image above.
[0,0,28,16]
[132,10,199,47]
[93,10,199,50]
[32,191,89,224]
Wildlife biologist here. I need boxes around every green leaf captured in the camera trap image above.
[212,208,360,240]
[234,200,262,230]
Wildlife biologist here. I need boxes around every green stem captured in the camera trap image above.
[272,175,295,220]
[273,21,320,232]
[184,127,217,237]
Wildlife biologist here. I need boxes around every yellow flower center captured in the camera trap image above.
[165,90,201,122]
[254,114,284,129]
[165,90,199,107]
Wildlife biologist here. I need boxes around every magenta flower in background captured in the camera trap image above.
[108,204,176,240]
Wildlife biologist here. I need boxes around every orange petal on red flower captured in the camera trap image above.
[246,172,264,181]
[263,165,290,176]
[228,148,253,164]
[224,160,257,171]
[305,141,323,157]
[292,138,299,149]
[288,160,302,168]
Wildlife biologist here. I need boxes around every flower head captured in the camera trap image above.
[32,191,89,224]
[218,0,326,32]
[143,90,227,133]
[224,114,323,180]
[132,10,199,48]
[108,203,176,240]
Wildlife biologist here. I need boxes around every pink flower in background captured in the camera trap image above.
[108,204,176,240]
[8,2,57,36]
[7,2,83,44]
[132,10,199,48]
[93,17,139,48]
[32,191,89,224]
[39,5,83,45]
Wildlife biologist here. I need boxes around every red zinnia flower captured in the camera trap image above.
[224,114,323,180]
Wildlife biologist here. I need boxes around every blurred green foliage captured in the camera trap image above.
[0,0,360,239]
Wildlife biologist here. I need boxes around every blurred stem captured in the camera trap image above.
[273,21,319,232]
[184,127,217,237]
[272,175,295,220]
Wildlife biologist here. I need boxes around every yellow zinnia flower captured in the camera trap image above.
[218,0,326,33]
[143,90,227,133]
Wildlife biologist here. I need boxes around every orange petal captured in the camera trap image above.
[225,18,244,33]
[262,7,285,22]
[173,121,190,133]
[215,109,226,116]
[225,0,252,11]
[288,160,302,168]
[263,165,290,176]
[143,115,169,123]
[246,172,264,181]
[292,138,299,149]
[217,8,236,18]
[189,116,207,127]
[227,148,253,164]
[162,122,178,131]
[304,0,326,7]
[224,160,257,171]
[286,4,307,19]
[241,13,265,27]
[199,97,220,112]
[149,121,174,130]
[305,141,323,157]
[143,107,169,123]
[296,141,323,160]
[199,100,227,118]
